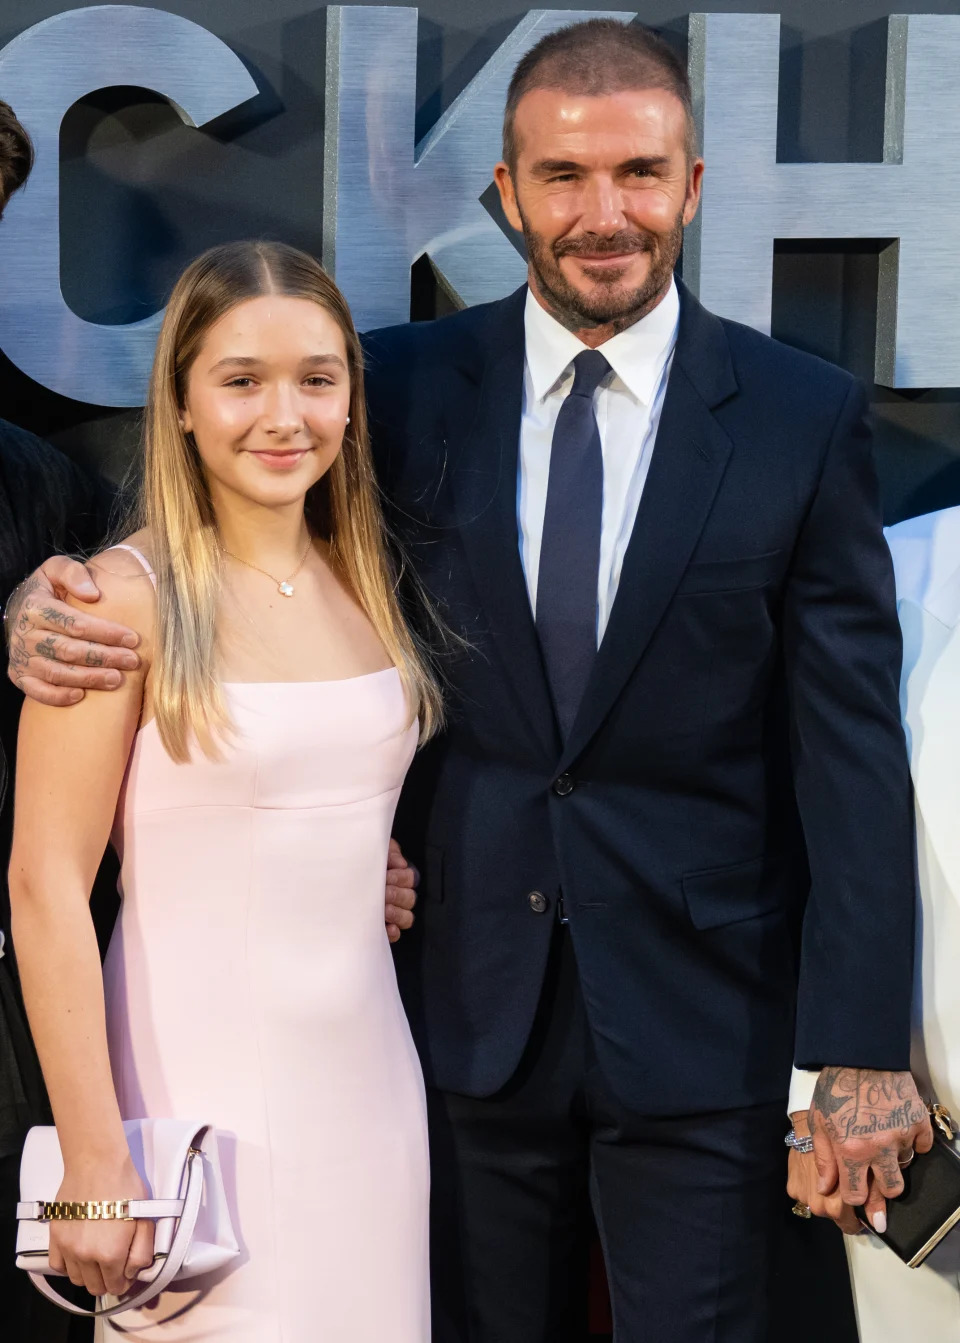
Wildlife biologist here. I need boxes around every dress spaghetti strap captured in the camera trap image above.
[109,543,157,592]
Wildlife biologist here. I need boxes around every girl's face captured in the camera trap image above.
[181,294,351,513]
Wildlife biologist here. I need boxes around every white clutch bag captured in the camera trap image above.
[16,1118,240,1318]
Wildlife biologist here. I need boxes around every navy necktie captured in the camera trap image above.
[536,349,610,738]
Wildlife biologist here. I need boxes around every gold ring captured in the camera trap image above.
[791,1201,813,1219]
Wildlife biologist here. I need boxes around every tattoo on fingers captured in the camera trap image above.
[842,1157,864,1195]
[39,605,76,633]
[31,635,105,669]
[35,636,59,661]
[874,1149,905,1192]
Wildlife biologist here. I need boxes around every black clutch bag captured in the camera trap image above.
[856,1105,960,1267]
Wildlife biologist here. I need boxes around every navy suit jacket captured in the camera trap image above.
[361,281,915,1115]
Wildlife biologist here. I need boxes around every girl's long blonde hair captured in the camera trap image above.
[136,239,442,761]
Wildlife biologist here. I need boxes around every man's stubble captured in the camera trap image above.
[517,199,685,338]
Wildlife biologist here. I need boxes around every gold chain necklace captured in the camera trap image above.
[223,535,313,598]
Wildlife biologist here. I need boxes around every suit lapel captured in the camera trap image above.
[449,288,560,757]
[558,286,738,770]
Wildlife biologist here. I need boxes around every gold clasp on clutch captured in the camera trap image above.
[929,1103,955,1141]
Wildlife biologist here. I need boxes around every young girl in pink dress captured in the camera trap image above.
[10,241,439,1341]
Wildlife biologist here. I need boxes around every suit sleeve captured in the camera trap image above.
[0,422,117,599]
[783,379,915,1073]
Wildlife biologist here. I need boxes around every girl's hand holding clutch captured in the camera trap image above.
[49,1157,156,1298]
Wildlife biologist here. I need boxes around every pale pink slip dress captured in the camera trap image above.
[95,545,429,1341]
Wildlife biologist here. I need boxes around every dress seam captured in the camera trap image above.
[247,747,284,1340]
[127,787,400,817]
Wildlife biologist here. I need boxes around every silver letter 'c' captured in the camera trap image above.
[0,6,257,407]
[323,7,634,332]
[686,13,960,389]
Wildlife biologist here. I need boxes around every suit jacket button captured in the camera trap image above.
[553,774,575,797]
[528,891,548,914]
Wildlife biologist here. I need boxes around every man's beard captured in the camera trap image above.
[519,203,685,335]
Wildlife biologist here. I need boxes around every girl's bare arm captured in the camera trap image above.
[9,550,155,1296]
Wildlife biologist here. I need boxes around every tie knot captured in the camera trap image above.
[569,349,611,399]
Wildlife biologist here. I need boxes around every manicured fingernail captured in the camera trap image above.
[121,654,140,669]
[80,581,97,596]
[122,633,140,649]
[69,690,83,703]
[872,1212,887,1234]
[817,1178,829,1194]
[105,670,122,688]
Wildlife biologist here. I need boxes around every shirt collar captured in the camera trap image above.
[523,276,680,407]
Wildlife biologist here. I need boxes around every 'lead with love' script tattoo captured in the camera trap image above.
[812,1068,927,1145]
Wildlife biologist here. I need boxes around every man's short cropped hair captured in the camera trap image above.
[0,100,34,219]
[502,19,696,168]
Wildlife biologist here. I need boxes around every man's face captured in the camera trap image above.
[494,87,704,332]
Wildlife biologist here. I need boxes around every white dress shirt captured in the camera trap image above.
[518,279,680,641]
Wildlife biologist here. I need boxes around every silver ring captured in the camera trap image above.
[897,1150,915,1168]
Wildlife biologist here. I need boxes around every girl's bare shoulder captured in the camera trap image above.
[72,530,157,634]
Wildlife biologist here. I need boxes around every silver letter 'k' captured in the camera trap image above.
[323,7,632,332]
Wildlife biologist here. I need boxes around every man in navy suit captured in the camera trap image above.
[366,21,929,1340]
[12,20,930,1342]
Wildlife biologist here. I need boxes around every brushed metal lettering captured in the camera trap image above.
[323,6,633,331]
[686,12,960,389]
[3,7,959,402]
[0,6,257,406]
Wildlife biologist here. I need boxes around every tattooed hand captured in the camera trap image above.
[4,556,140,706]
[808,1068,933,1233]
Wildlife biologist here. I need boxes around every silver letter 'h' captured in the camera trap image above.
[686,13,960,389]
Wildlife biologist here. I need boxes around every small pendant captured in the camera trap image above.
[278,581,295,597]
